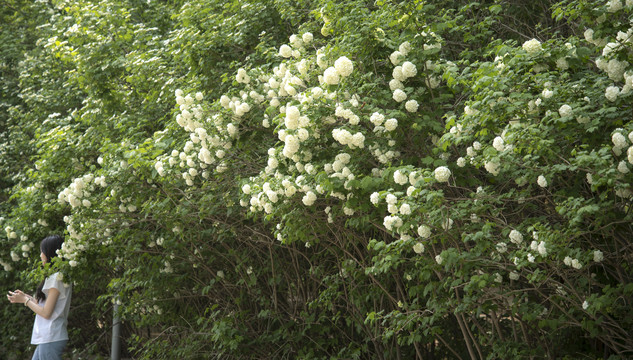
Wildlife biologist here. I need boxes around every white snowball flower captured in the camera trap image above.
[285,106,300,129]
[558,104,572,117]
[384,118,398,131]
[417,225,431,238]
[464,105,478,116]
[405,100,419,112]
[571,259,582,269]
[605,86,620,101]
[323,67,340,85]
[370,192,380,205]
[556,57,569,70]
[302,191,317,206]
[594,250,604,262]
[435,254,443,265]
[383,215,403,231]
[334,56,354,77]
[399,41,411,55]
[456,157,466,167]
[607,0,623,12]
[607,59,627,81]
[612,132,627,149]
[509,230,523,244]
[496,242,507,253]
[389,79,404,91]
[485,160,500,176]
[542,89,553,99]
[509,271,519,280]
[441,218,454,230]
[389,51,403,65]
[399,203,411,215]
[385,193,397,205]
[537,241,547,256]
[522,38,542,55]
[302,32,313,44]
[279,44,292,58]
[492,136,505,152]
[401,61,417,78]
[434,166,451,182]
[413,242,425,254]
[537,175,548,188]
[530,240,539,251]
[584,28,595,43]
[394,170,408,185]
[618,161,630,174]
[393,89,407,102]
[392,66,406,82]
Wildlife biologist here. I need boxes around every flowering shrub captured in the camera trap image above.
[2,0,633,358]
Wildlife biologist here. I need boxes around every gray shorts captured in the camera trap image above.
[32,340,67,360]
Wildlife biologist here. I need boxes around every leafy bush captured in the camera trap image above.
[2,0,633,358]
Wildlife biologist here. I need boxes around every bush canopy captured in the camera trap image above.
[1,0,633,358]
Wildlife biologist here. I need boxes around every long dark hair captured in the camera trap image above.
[35,235,64,302]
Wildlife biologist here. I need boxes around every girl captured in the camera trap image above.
[7,235,72,360]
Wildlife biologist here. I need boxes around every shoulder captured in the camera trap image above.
[44,272,71,291]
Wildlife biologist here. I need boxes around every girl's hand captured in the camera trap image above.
[7,289,30,304]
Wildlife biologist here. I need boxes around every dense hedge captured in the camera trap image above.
[2,0,633,358]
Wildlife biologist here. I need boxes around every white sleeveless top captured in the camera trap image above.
[31,272,72,344]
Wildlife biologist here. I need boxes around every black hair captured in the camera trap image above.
[35,235,64,302]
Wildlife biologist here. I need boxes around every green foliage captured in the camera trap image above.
[2,0,633,358]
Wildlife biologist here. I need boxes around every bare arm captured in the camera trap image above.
[7,288,60,319]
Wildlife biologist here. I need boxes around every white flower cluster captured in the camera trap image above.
[383,215,403,231]
[558,104,573,117]
[393,169,408,185]
[302,191,317,206]
[4,225,17,240]
[594,250,604,262]
[434,166,451,182]
[484,160,500,176]
[606,0,624,12]
[522,38,542,55]
[405,100,419,113]
[332,125,364,150]
[58,174,105,208]
[590,17,633,104]
[161,89,240,185]
[563,256,583,269]
[530,240,548,256]
[236,69,250,84]
[389,41,411,65]
[55,216,84,267]
[492,136,505,152]
[322,56,354,85]
[417,225,431,238]
[509,229,523,244]
[389,41,424,108]
[0,259,12,271]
